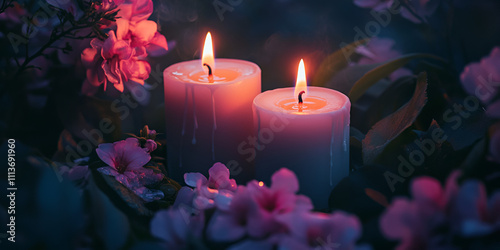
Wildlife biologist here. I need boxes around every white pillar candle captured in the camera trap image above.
[164,33,261,182]
[253,60,350,208]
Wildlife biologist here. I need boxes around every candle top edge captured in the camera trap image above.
[164,59,261,86]
[253,87,351,115]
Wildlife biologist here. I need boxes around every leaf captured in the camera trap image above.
[311,38,370,87]
[348,53,444,102]
[362,72,428,165]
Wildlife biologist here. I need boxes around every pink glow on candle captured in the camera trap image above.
[188,69,240,83]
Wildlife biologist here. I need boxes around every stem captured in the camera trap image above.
[1,23,94,96]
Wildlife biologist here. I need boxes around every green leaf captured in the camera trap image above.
[348,53,444,102]
[311,38,370,87]
[362,72,428,165]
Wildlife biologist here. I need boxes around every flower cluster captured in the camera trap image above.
[380,171,500,249]
[460,46,500,163]
[81,0,168,94]
[151,164,363,249]
[96,137,164,202]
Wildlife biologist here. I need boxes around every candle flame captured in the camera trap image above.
[258,181,264,187]
[294,59,307,102]
[202,32,215,75]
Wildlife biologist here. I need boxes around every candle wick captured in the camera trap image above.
[298,91,305,104]
[298,91,305,112]
[203,63,214,83]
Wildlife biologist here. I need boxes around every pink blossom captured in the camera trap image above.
[81,30,151,93]
[150,206,205,249]
[460,46,500,105]
[184,162,237,210]
[144,139,157,153]
[116,17,168,57]
[276,211,362,250]
[59,157,90,188]
[206,168,313,242]
[355,37,412,81]
[380,171,500,249]
[115,0,154,24]
[96,138,164,201]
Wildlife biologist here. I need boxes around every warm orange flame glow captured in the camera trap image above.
[202,32,215,75]
[294,59,307,102]
[258,181,264,187]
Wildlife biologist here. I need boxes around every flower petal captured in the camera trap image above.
[184,172,207,187]
[96,143,116,168]
[207,211,246,242]
[146,32,169,57]
[270,168,299,193]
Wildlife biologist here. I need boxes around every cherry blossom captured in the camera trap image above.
[81,30,151,92]
[184,162,237,210]
[96,137,164,202]
[380,171,500,249]
[206,168,313,242]
[277,211,362,250]
[460,46,500,105]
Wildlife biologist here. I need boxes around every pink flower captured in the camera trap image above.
[276,211,362,250]
[355,37,412,81]
[116,15,168,57]
[150,206,205,249]
[380,171,500,249]
[96,138,164,201]
[184,162,237,210]
[460,46,500,105]
[144,139,157,153]
[59,157,90,188]
[206,168,313,242]
[81,30,152,93]
[115,0,154,24]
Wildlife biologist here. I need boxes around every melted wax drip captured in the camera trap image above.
[329,116,335,186]
[211,90,217,161]
[179,85,189,168]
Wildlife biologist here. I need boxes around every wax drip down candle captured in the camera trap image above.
[253,59,350,209]
[164,32,261,183]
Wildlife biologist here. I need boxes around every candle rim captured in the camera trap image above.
[164,58,261,86]
[253,86,351,116]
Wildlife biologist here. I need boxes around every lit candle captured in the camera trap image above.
[253,59,350,208]
[164,32,261,182]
